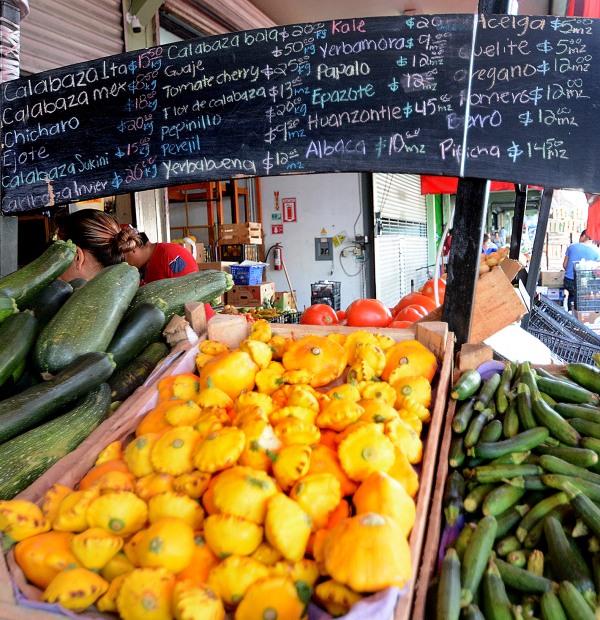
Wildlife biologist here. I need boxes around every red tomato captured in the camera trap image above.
[421,278,446,303]
[393,305,427,324]
[345,299,392,328]
[389,320,413,328]
[392,292,438,315]
[336,309,346,321]
[300,304,339,326]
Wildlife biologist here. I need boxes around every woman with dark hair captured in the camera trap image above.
[55,208,125,281]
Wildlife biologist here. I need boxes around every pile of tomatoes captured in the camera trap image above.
[300,278,446,329]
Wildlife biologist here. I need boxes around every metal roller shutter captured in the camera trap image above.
[373,173,429,307]
[20,0,123,74]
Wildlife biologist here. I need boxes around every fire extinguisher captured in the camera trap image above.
[273,244,283,271]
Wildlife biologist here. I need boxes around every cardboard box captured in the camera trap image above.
[226,282,276,307]
[198,261,237,273]
[218,222,263,245]
[574,310,600,325]
[540,271,565,287]
[274,291,297,310]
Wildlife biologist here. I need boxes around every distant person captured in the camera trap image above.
[500,226,507,245]
[482,234,498,255]
[442,228,452,271]
[563,229,600,311]
[491,231,503,248]
[55,209,124,281]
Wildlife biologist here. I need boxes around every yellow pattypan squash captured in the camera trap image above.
[307,444,358,497]
[199,350,258,400]
[136,517,195,573]
[52,488,100,533]
[173,471,211,500]
[272,444,312,491]
[96,571,129,613]
[353,471,416,536]
[86,491,148,537]
[173,581,225,620]
[234,391,276,418]
[234,575,308,620]
[193,410,229,439]
[338,423,396,482]
[151,425,200,476]
[289,473,341,532]
[269,405,317,426]
[385,417,423,464]
[116,567,176,620]
[265,493,312,562]
[275,418,321,446]
[324,513,412,592]
[212,466,278,524]
[314,579,365,617]
[176,531,218,585]
[268,335,291,360]
[124,433,162,478]
[148,491,205,530]
[396,393,431,423]
[207,554,270,609]
[164,400,202,427]
[255,366,286,395]
[382,339,438,383]
[198,340,230,357]
[41,484,73,524]
[43,567,109,612]
[358,398,399,424]
[343,331,378,365]
[387,447,420,498]
[238,418,281,473]
[0,499,50,543]
[203,514,263,558]
[282,335,348,388]
[354,342,386,377]
[251,541,284,565]
[196,381,233,411]
[192,427,246,473]
[359,380,398,406]
[270,558,320,587]
[316,399,364,432]
[249,318,272,343]
[14,531,78,589]
[101,550,136,582]
[326,383,361,402]
[391,374,432,408]
[69,527,124,570]
[95,441,124,465]
[240,338,273,369]
[135,472,175,502]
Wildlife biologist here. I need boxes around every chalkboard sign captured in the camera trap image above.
[1,14,599,214]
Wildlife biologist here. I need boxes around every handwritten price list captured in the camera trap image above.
[1,14,600,214]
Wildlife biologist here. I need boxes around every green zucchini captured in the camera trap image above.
[562,480,600,540]
[569,417,600,440]
[443,471,465,526]
[0,312,37,387]
[107,302,166,368]
[0,240,76,307]
[527,548,544,576]
[468,427,549,460]
[460,515,498,607]
[495,364,514,414]
[454,522,476,562]
[451,369,482,401]
[465,464,543,484]
[464,410,493,448]
[22,278,73,331]
[34,263,140,376]
[531,390,581,447]
[0,384,110,500]
[536,444,598,468]
[566,362,600,394]
[495,504,530,539]
[0,352,115,444]
[474,373,502,412]
[554,402,600,423]
[0,291,18,324]
[541,474,600,501]
[479,419,503,444]
[452,398,477,434]
[462,605,485,620]
[545,516,596,604]
[448,435,466,468]
[539,454,600,486]
[536,374,600,405]
[437,547,461,620]
[130,270,232,324]
[463,483,495,514]
[516,383,537,431]
[482,560,513,620]
[557,581,595,620]
[108,341,169,404]
[494,557,552,593]
[482,483,526,517]
[515,491,569,543]
[503,401,519,438]
[540,590,567,620]
[496,535,521,557]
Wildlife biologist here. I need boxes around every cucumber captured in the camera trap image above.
[0,312,37,387]
[0,240,76,306]
[451,369,482,401]
[482,560,513,620]
[0,384,110,500]
[566,362,600,394]
[452,399,477,434]
[532,390,581,447]
[536,444,598,468]
[129,270,232,324]
[557,581,595,620]
[0,352,115,444]
[108,341,169,404]
[22,278,73,331]
[0,291,18,324]
[540,590,568,620]
[460,515,498,607]
[545,516,596,603]
[494,557,552,593]
[468,427,549,460]
[34,263,140,376]
[474,373,502,412]
[437,547,461,620]
[107,302,166,368]
[536,374,600,405]
[517,383,537,431]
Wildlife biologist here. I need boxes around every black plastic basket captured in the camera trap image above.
[532,294,600,346]
[268,311,301,324]
[575,268,600,311]
[528,327,600,364]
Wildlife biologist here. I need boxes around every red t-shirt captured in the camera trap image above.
[143,242,199,284]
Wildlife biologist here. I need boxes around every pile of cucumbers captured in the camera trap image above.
[436,359,600,620]
[0,240,232,500]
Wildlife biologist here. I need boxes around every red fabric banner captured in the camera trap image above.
[567,0,600,16]
[420,176,517,195]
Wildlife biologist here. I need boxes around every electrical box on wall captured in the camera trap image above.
[315,237,333,261]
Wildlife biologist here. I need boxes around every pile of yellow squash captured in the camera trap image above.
[0,321,439,620]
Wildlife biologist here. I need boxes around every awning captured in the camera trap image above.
[420,176,517,195]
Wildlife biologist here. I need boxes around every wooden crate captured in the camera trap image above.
[1,321,453,620]
[218,222,262,245]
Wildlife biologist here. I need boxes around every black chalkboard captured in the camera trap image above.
[1,13,599,214]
